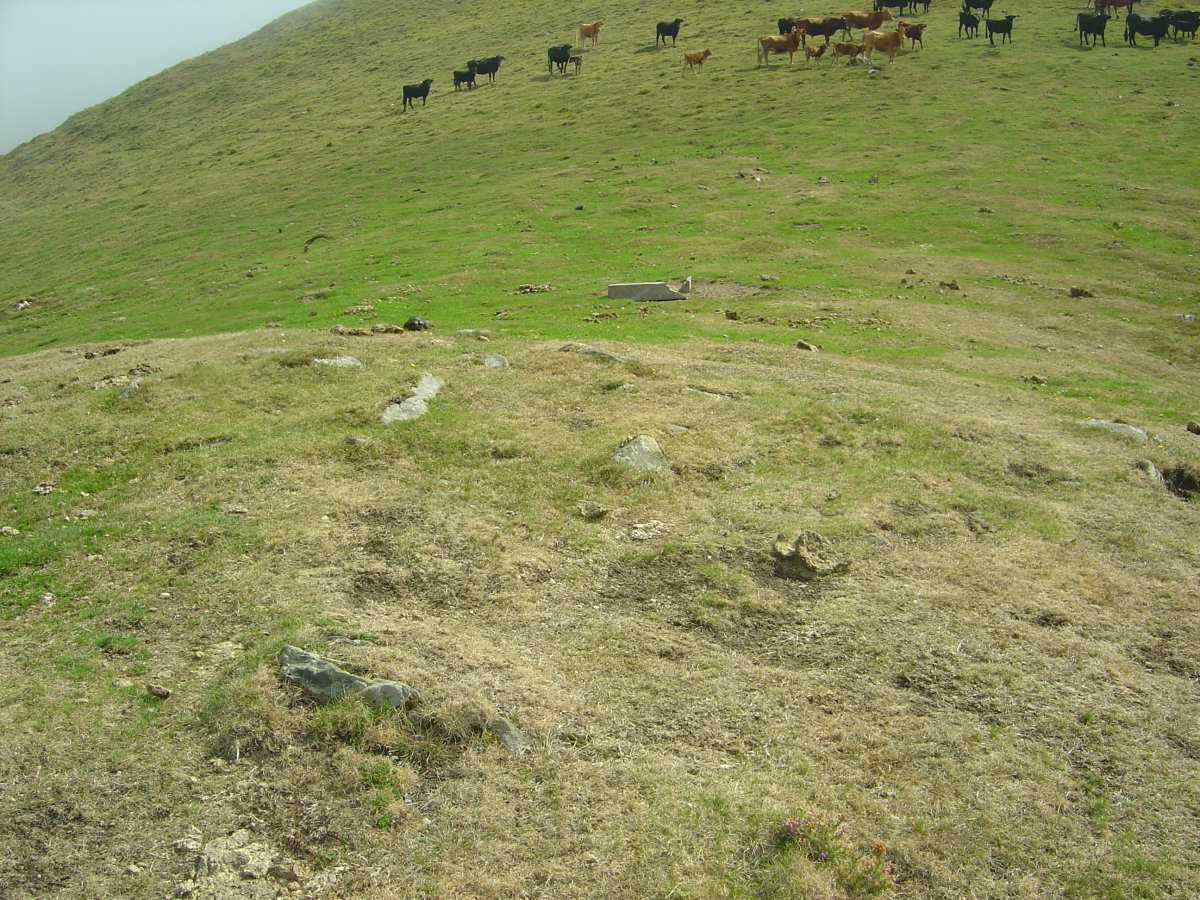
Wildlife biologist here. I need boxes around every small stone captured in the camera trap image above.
[33,482,56,495]
[771,531,850,580]
[175,879,197,897]
[312,356,362,368]
[481,353,508,368]
[116,377,141,401]
[1069,286,1094,298]
[939,280,961,291]
[403,316,432,331]
[724,310,740,321]
[817,176,829,185]
[0,526,19,537]
[868,174,879,184]
[126,864,141,875]
[905,268,916,275]
[112,678,134,688]
[577,500,609,521]
[147,684,172,700]
[159,591,171,599]
[1080,419,1147,442]
[371,323,405,334]
[759,274,778,282]
[978,206,995,213]
[268,863,301,883]
[487,717,533,756]
[795,340,818,351]
[345,436,370,446]
[865,533,891,549]
[1187,421,1200,435]
[342,304,374,315]
[612,435,671,472]
[1025,374,1048,385]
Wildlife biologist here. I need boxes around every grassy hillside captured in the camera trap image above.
[1,0,1199,897]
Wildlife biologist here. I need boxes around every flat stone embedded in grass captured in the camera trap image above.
[613,435,670,472]
[772,531,850,580]
[559,342,623,364]
[312,355,362,368]
[481,353,508,368]
[488,717,533,756]
[1080,419,1147,442]
[116,376,141,400]
[278,645,419,709]
[607,281,686,301]
[381,373,444,424]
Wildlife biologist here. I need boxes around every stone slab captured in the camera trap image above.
[607,281,686,302]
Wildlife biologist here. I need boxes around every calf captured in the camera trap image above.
[758,29,804,63]
[453,62,477,91]
[547,44,572,74]
[1124,11,1170,42]
[899,20,927,46]
[805,43,829,62]
[569,55,583,74]
[469,55,505,83]
[958,10,980,35]
[985,13,1017,44]
[578,21,604,46]
[832,40,865,62]
[657,18,685,45]
[682,47,713,72]
[862,25,907,62]
[1075,12,1111,44]
[401,78,433,111]
[843,10,894,37]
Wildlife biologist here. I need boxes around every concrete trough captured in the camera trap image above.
[607,277,691,302]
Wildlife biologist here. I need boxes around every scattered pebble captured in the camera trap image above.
[147,684,172,700]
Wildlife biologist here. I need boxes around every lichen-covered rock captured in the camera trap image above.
[278,645,419,709]
[772,531,850,580]
[613,435,670,472]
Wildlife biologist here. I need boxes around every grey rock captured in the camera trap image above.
[268,863,301,883]
[772,531,850,580]
[382,373,444,424]
[482,353,509,368]
[345,436,370,446]
[559,342,623,364]
[795,339,818,352]
[607,281,685,302]
[488,717,533,756]
[1136,459,1166,488]
[613,435,671,472]
[1186,421,1200,436]
[278,645,420,708]
[1080,419,1147,442]
[1068,286,1094,298]
[312,356,362,368]
[116,377,141,401]
[403,316,432,331]
[147,683,172,699]
[666,424,690,434]
[577,500,609,520]
[865,533,892,549]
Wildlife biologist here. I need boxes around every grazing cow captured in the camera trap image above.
[1075,12,1111,44]
[758,29,804,63]
[985,14,1017,43]
[1097,0,1138,17]
[578,21,604,46]
[874,0,910,15]
[778,17,799,34]
[843,9,894,37]
[570,55,583,74]
[962,0,996,16]
[805,43,829,62]
[794,16,848,44]
[1160,8,1200,37]
[401,78,433,110]
[547,44,572,73]
[958,10,980,35]
[657,18,685,45]
[453,62,477,91]
[907,0,933,13]
[1124,11,1171,42]
[682,48,713,72]
[899,20,927,45]
[862,25,908,61]
[832,40,866,62]
[469,56,505,83]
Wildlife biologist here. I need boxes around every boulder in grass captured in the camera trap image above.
[771,531,850,580]
[278,645,419,709]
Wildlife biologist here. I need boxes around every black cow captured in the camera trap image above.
[958,10,980,35]
[548,44,572,74]
[1160,8,1200,37]
[985,13,1017,43]
[401,78,433,111]
[469,55,505,82]
[963,0,995,16]
[1124,11,1171,42]
[657,18,685,45]
[453,62,477,91]
[875,0,909,13]
[1076,12,1111,44]
[778,17,797,34]
[906,0,933,13]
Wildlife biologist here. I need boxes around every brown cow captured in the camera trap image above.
[898,21,927,47]
[831,41,865,63]
[862,26,907,63]
[681,48,713,73]
[578,21,604,46]
[842,9,894,37]
[793,16,847,44]
[804,43,828,63]
[757,29,804,63]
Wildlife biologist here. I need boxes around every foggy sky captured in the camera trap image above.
[0,0,312,154]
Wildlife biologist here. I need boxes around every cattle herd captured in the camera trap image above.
[397,5,1199,109]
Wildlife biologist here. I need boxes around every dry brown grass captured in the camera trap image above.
[1,314,1197,898]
